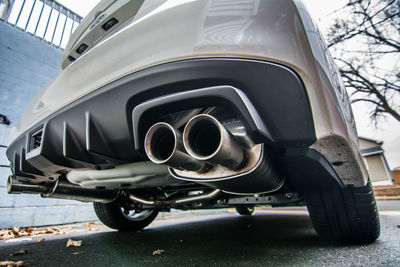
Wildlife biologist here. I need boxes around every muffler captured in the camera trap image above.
[144,122,204,171]
[7,175,118,203]
[129,189,221,206]
[183,114,246,170]
[145,115,283,194]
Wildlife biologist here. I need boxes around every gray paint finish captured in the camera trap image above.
[0,20,96,228]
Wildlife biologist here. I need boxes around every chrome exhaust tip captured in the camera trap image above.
[144,122,204,171]
[183,114,246,170]
[7,175,48,194]
[7,175,118,203]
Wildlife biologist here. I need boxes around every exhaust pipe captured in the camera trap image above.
[7,175,118,203]
[144,122,204,171]
[183,114,246,170]
[7,175,48,194]
[129,189,221,206]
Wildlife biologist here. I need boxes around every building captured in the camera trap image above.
[359,137,393,185]
[392,167,400,185]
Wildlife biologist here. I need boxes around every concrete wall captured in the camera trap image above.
[0,20,96,228]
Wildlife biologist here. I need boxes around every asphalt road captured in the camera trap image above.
[1,200,399,266]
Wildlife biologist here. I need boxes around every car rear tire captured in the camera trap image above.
[236,206,255,216]
[93,199,158,231]
[305,180,380,243]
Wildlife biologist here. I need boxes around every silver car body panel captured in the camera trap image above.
[14,0,368,186]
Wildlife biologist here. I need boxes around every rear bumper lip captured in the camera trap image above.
[6,58,315,181]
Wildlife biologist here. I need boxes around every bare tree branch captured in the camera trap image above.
[327,0,400,123]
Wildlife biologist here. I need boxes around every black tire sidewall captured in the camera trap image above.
[94,199,158,231]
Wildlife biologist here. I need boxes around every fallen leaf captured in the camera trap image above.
[152,249,165,255]
[34,230,50,235]
[0,229,14,240]
[0,261,24,266]
[14,227,32,237]
[66,239,82,247]
[0,226,65,241]
[9,250,28,257]
[52,228,65,235]
[12,227,19,235]
[0,227,32,240]
[37,238,45,243]
[84,222,95,227]
[35,228,65,236]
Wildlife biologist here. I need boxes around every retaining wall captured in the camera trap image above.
[0,20,96,228]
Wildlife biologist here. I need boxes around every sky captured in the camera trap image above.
[301,0,400,170]
[57,0,99,17]
[37,0,400,169]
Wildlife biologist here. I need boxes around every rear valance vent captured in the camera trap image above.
[76,43,88,54]
[30,128,43,151]
[101,18,119,31]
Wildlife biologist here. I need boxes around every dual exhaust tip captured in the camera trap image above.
[145,114,246,172]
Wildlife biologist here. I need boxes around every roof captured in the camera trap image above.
[360,146,384,156]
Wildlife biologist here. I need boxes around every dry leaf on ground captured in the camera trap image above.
[0,230,14,240]
[37,238,45,243]
[9,250,28,257]
[0,227,34,240]
[35,228,65,235]
[0,260,24,266]
[84,222,95,227]
[0,227,65,240]
[66,239,82,247]
[152,249,165,255]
